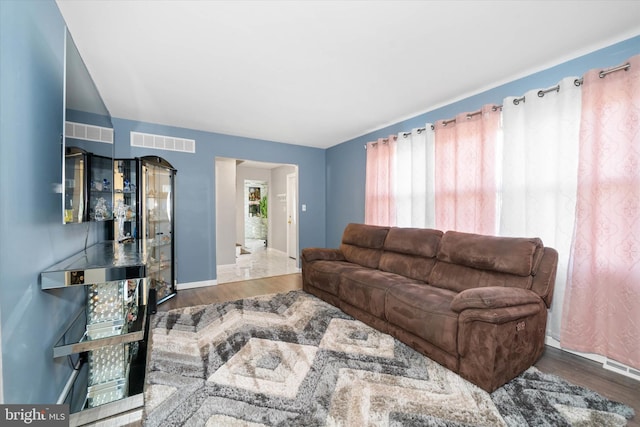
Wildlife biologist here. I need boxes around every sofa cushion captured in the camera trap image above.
[437,231,544,276]
[428,262,533,293]
[450,287,543,312]
[385,284,459,355]
[339,269,423,319]
[379,253,437,283]
[301,247,345,263]
[382,227,442,257]
[304,260,366,296]
[339,223,389,268]
[379,227,442,281]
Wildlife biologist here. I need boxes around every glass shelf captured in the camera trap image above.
[41,242,146,289]
[53,305,147,358]
[52,278,148,358]
[64,340,147,422]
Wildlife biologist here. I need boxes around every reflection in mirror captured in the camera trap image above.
[64,147,85,223]
[63,28,114,223]
[64,147,114,223]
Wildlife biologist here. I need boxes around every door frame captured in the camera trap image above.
[286,172,298,260]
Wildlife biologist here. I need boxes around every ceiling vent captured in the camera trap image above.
[130,131,195,153]
[65,121,114,144]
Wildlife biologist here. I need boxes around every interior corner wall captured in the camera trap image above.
[113,119,326,285]
[215,158,237,266]
[0,0,104,404]
[325,35,640,248]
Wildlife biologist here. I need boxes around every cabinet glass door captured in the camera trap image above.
[64,147,113,223]
[64,147,86,223]
[142,157,176,304]
[113,159,139,243]
[88,154,113,221]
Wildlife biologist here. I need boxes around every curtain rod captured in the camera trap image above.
[498,61,631,109]
[365,60,632,149]
[599,61,631,77]
[438,105,503,127]
[402,127,428,138]
[574,61,630,86]
[364,135,397,149]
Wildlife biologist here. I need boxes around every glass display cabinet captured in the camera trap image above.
[108,155,177,308]
[65,147,113,223]
[141,156,177,305]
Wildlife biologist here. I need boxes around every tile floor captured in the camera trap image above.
[216,240,300,284]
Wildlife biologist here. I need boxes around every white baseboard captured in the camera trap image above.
[177,279,218,290]
[545,336,607,363]
[545,335,640,381]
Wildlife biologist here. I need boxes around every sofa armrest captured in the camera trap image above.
[301,248,345,263]
[450,286,542,313]
[455,290,547,360]
[456,303,543,326]
[456,299,548,389]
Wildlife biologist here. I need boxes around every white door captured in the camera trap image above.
[286,172,298,260]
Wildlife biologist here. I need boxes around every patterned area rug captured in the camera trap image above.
[144,291,634,426]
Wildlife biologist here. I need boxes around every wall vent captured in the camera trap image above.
[546,336,639,382]
[130,131,195,154]
[603,359,640,381]
[65,121,113,144]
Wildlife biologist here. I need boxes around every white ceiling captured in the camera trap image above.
[56,1,640,149]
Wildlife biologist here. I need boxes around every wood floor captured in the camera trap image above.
[159,273,639,426]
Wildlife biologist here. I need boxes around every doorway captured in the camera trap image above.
[286,172,298,260]
[244,179,268,252]
[215,158,300,284]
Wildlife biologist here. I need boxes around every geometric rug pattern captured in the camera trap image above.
[144,291,634,426]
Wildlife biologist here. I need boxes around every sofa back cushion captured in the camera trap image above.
[428,231,545,293]
[339,223,389,269]
[379,227,443,281]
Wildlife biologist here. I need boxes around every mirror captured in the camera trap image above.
[63,28,114,224]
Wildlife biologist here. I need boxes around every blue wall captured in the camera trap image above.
[0,0,106,403]
[325,35,640,248]
[113,119,326,284]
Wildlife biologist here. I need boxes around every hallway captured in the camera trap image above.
[216,239,300,284]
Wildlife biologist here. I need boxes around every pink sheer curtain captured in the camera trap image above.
[561,55,640,370]
[364,136,397,226]
[434,105,500,234]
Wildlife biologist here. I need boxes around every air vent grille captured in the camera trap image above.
[65,121,114,144]
[130,131,195,153]
[603,359,640,381]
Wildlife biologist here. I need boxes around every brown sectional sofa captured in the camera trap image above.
[301,223,558,392]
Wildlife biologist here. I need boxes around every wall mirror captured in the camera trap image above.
[63,28,114,224]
